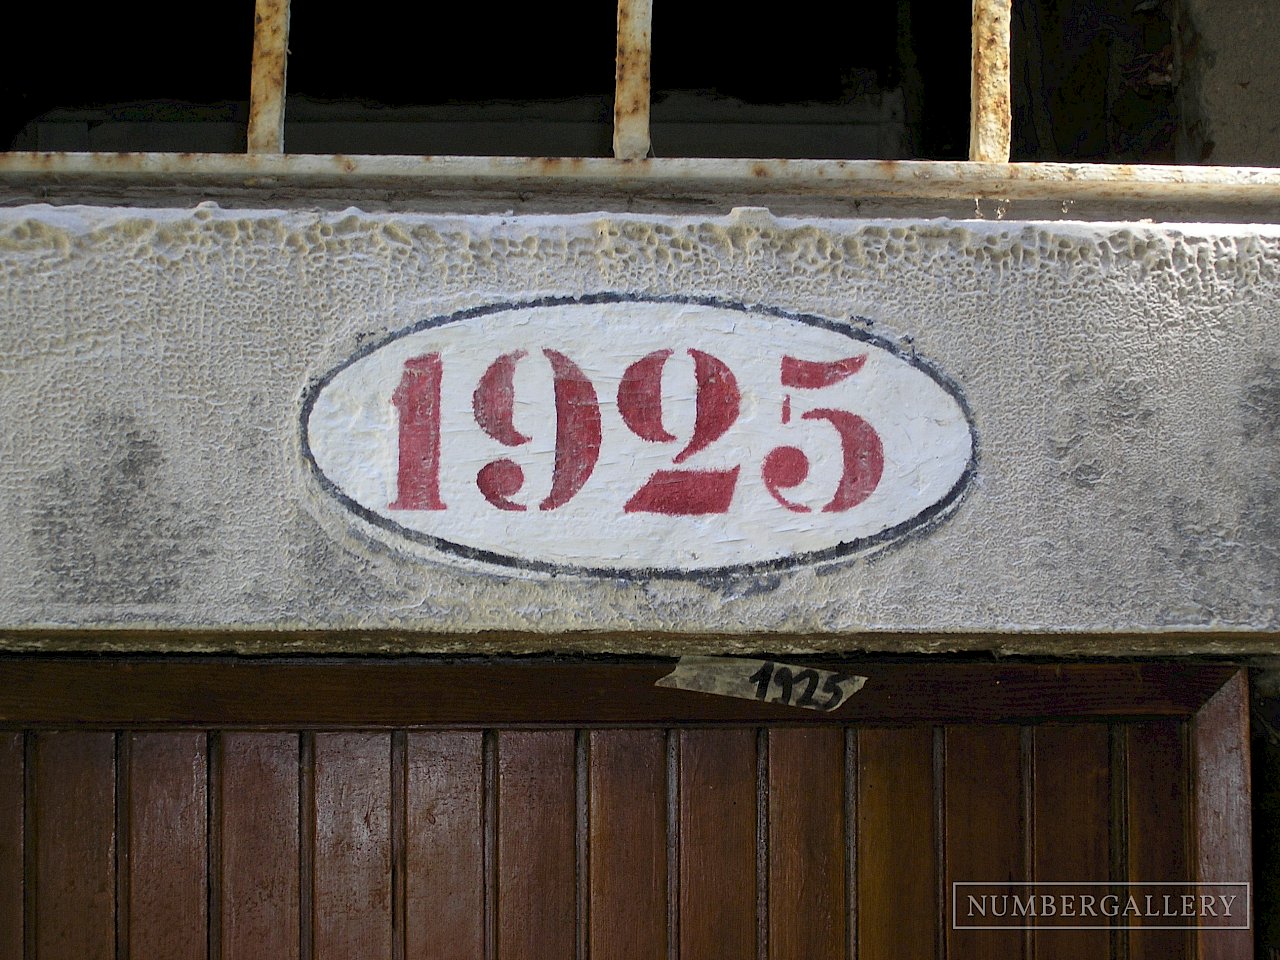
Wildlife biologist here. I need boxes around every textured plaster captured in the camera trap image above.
[0,203,1277,652]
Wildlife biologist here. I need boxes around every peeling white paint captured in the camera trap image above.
[0,204,1277,647]
[304,298,974,575]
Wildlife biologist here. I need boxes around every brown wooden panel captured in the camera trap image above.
[768,727,845,960]
[588,729,667,960]
[313,732,392,960]
[1192,671,1252,960]
[496,730,576,960]
[1127,720,1192,960]
[0,658,1238,727]
[128,732,208,959]
[679,728,757,960]
[945,725,1025,960]
[406,731,484,960]
[32,731,116,960]
[857,727,936,959]
[0,733,21,959]
[220,732,300,960]
[1031,724,1110,959]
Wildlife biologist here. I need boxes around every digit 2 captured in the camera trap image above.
[618,349,742,515]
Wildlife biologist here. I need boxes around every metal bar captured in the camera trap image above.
[247,0,291,154]
[970,0,1012,162]
[613,0,653,159]
[4,153,1280,205]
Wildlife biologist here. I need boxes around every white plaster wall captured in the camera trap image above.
[0,204,1277,652]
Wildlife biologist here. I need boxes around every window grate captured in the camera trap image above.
[2,0,1280,207]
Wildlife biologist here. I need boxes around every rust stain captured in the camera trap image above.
[969,0,1012,163]
[0,153,1277,209]
[613,0,652,160]
[247,0,291,155]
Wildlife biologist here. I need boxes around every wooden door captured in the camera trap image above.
[0,658,1252,959]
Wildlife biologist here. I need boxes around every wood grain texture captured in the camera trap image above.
[768,727,845,960]
[0,733,21,959]
[679,729,756,960]
[406,731,484,960]
[496,730,576,960]
[1126,720,1192,960]
[945,725,1025,960]
[0,659,1237,727]
[32,731,116,960]
[1031,724,1110,958]
[856,727,936,960]
[588,729,667,960]
[1192,670,1252,959]
[127,732,208,959]
[313,732,392,960]
[220,732,300,960]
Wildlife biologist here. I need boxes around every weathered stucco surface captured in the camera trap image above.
[0,204,1277,653]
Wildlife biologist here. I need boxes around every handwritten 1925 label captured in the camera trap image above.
[656,657,867,712]
[301,295,976,577]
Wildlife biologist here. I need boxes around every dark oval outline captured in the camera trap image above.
[299,293,979,581]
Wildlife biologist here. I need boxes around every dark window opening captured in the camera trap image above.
[2,0,1178,164]
[1,0,256,152]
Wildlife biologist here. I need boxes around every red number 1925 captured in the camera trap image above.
[389,349,882,516]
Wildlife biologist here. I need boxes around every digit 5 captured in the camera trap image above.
[762,356,884,513]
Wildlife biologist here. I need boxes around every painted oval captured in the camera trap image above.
[301,295,976,578]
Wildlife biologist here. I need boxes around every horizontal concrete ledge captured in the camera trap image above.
[3,153,1280,205]
[1,629,1277,657]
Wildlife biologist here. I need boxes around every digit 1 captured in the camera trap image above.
[388,353,446,511]
[748,661,775,701]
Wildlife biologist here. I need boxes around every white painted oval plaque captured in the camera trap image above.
[301,295,976,577]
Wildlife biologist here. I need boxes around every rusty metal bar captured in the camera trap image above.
[613,0,653,160]
[970,0,1012,163]
[247,0,291,154]
[5,154,1280,205]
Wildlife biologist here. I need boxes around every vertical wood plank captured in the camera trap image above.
[392,732,407,960]
[313,732,392,960]
[857,727,936,959]
[768,727,845,960]
[32,731,115,960]
[128,732,208,960]
[221,732,300,960]
[1031,724,1111,958]
[945,725,1025,960]
[679,729,757,960]
[0,733,22,958]
[406,732,484,960]
[1192,671,1252,959]
[589,729,667,960]
[1127,720,1192,960]
[495,731,576,960]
